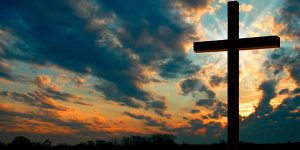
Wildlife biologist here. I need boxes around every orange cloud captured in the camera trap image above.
[34,74,51,88]
[10,117,77,134]
[240,4,253,12]
[218,0,227,4]
[0,103,14,111]
[253,12,291,41]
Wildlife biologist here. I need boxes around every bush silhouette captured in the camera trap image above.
[95,140,108,146]
[121,134,176,146]
[10,136,31,146]
[150,134,176,145]
[43,139,52,146]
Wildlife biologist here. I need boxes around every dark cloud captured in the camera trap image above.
[123,111,167,127]
[146,100,172,119]
[0,88,90,109]
[292,87,300,94]
[210,74,227,87]
[278,0,300,42]
[207,101,227,119]
[180,77,227,119]
[288,61,300,85]
[44,88,92,106]
[73,101,93,106]
[196,99,215,107]
[180,78,215,98]
[0,91,67,110]
[264,49,288,74]
[196,99,227,119]
[279,88,289,95]
[0,61,26,82]
[190,109,200,114]
[0,0,203,117]
[0,61,15,81]
[44,88,81,101]
[94,82,143,109]
[241,95,300,143]
[188,119,205,132]
[263,48,292,78]
[159,57,199,78]
[255,80,277,116]
[265,48,300,87]
[138,76,165,84]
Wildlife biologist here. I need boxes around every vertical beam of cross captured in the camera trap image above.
[228,1,239,150]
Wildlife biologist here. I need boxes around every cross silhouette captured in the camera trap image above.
[193,1,280,150]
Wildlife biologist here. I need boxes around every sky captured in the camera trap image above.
[0,0,300,145]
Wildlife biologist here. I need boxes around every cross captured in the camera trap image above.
[193,1,280,150]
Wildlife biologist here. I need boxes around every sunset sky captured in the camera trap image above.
[1,0,300,144]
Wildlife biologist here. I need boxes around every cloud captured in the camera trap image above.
[264,48,300,87]
[180,78,215,98]
[288,60,300,85]
[196,99,215,107]
[0,60,26,82]
[277,0,300,42]
[174,0,210,9]
[0,88,90,110]
[146,100,172,119]
[159,57,199,79]
[172,0,213,20]
[95,80,171,118]
[207,101,227,119]
[196,99,227,119]
[218,0,227,4]
[94,82,143,109]
[73,76,85,87]
[190,109,200,114]
[0,91,68,110]
[44,88,82,101]
[174,119,226,144]
[279,88,289,95]
[123,111,167,127]
[0,61,14,81]
[180,77,227,120]
[292,88,300,94]
[210,74,227,87]
[254,80,277,116]
[240,4,253,12]
[34,74,51,88]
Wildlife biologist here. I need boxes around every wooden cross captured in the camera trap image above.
[193,1,280,150]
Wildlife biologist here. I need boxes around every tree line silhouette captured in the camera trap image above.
[0,134,300,150]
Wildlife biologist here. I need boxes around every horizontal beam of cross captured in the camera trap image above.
[194,36,280,53]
